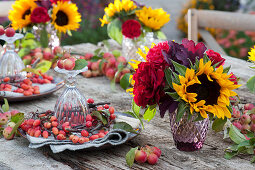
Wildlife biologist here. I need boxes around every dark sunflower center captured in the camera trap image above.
[22,9,31,19]
[186,74,221,105]
[55,11,68,26]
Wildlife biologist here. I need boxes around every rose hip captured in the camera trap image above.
[86,121,92,128]
[72,136,79,144]
[109,107,115,114]
[87,98,94,104]
[89,134,99,140]
[86,114,92,121]
[81,130,89,137]
[42,131,49,138]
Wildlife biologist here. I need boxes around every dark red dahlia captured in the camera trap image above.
[133,62,165,107]
[206,49,225,68]
[31,7,50,23]
[146,41,170,68]
[121,19,141,39]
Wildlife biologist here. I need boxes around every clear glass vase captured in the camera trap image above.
[32,24,60,49]
[54,65,89,126]
[0,33,26,82]
[169,111,209,152]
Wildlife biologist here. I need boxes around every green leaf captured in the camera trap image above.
[90,56,102,62]
[249,137,255,145]
[124,111,144,129]
[132,99,141,117]
[171,60,187,76]
[212,117,227,132]
[246,131,255,138]
[251,156,255,163]
[18,48,30,57]
[67,30,72,36]
[113,122,139,134]
[24,32,35,39]
[223,66,231,73]
[40,26,48,48]
[21,67,41,75]
[247,76,255,93]
[229,124,246,144]
[126,147,138,168]
[194,113,204,122]
[73,59,88,70]
[23,59,31,65]
[107,18,123,45]
[237,140,250,148]
[227,144,239,151]
[11,113,24,123]
[155,31,167,40]
[164,68,173,88]
[120,73,132,90]
[112,50,121,57]
[2,98,9,112]
[8,116,24,139]
[94,49,101,56]
[91,111,107,125]
[143,104,156,122]
[166,92,179,100]
[35,60,52,73]
[176,101,187,122]
[21,39,38,49]
[224,151,238,159]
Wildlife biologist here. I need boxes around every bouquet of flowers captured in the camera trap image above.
[99,0,170,45]
[8,0,81,47]
[128,39,240,151]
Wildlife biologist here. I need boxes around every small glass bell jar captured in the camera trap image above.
[0,33,26,82]
[54,65,89,126]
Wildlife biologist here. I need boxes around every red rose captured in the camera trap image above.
[229,72,238,85]
[146,41,170,68]
[31,7,50,23]
[50,0,70,4]
[206,49,225,68]
[133,62,165,107]
[122,19,141,39]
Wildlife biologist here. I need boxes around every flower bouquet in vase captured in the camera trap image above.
[99,0,170,62]
[8,0,81,48]
[128,39,240,151]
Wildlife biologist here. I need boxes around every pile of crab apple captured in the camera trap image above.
[0,26,15,37]
[19,98,116,144]
[0,72,53,96]
[57,56,78,70]
[81,52,131,83]
[0,110,20,140]
[232,103,255,134]
[134,145,162,165]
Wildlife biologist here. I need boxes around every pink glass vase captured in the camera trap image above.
[169,111,209,151]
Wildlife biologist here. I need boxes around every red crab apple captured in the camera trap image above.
[0,114,8,125]
[84,53,93,60]
[233,121,242,130]
[251,114,255,124]
[57,60,64,69]
[106,68,115,80]
[11,110,19,116]
[147,153,159,165]
[107,57,116,67]
[241,124,251,134]
[5,28,15,37]
[34,47,42,53]
[53,46,62,55]
[4,112,11,120]
[251,123,255,132]
[91,62,99,71]
[34,52,43,59]
[135,150,147,163]
[244,103,255,110]
[0,25,5,35]
[241,114,251,124]
[43,52,52,60]
[63,52,71,58]
[82,70,92,78]
[117,56,127,64]
[103,52,114,60]
[64,59,75,70]
[3,126,14,140]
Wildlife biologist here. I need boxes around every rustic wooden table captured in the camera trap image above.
[1,42,255,170]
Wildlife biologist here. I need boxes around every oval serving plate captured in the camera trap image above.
[0,77,65,102]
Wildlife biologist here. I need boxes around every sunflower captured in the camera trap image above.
[248,45,255,62]
[8,0,37,30]
[99,15,109,27]
[173,59,240,119]
[104,0,137,17]
[135,7,170,30]
[51,2,81,33]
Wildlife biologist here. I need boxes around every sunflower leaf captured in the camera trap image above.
[171,60,187,76]
[194,113,204,122]
[113,122,139,134]
[143,104,157,122]
[212,117,227,132]
[155,31,167,40]
[166,92,179,100]
[124,111,144,129]
[2,98,9,112]
[229,124,246,144]
[176,101,187,122]
[120,73,132,90]
[40,26,48,48]
[223,66,231,73]
[107,18,123,45]
[132,99,141,117]
[247,76,255,93]
[164,68,173,88]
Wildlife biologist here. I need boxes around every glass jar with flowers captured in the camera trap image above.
[99,0,170,62]
[8,0,81,49]
[127,39,241,151]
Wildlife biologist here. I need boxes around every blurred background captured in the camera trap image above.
[1,0,255,60]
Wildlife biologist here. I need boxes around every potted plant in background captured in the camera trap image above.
[127,39,240,151]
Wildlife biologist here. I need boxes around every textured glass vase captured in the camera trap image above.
[32,24,60,49]
[0,33,26,82]
[54,65,89,126]
[169,111,209,151]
